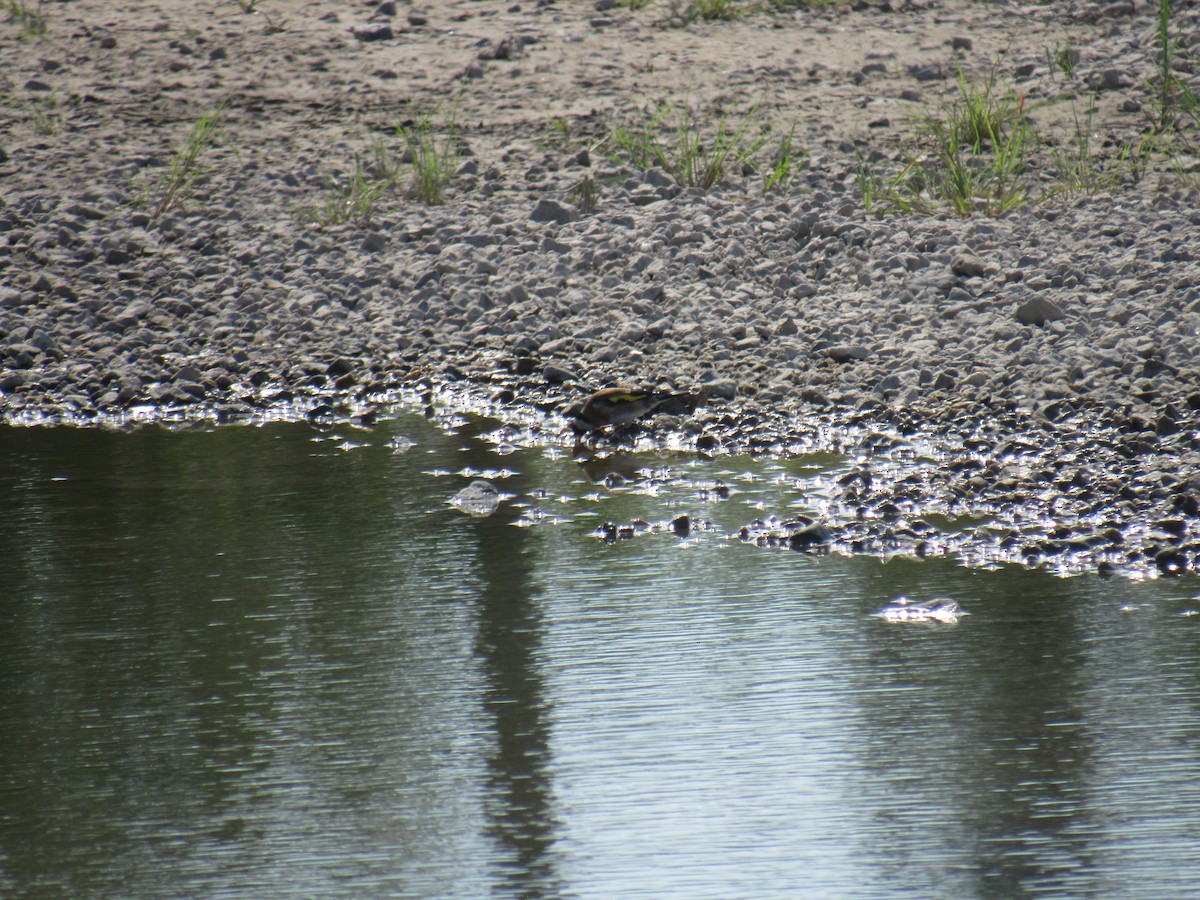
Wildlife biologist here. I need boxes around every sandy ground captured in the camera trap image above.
[0,0,1181,196]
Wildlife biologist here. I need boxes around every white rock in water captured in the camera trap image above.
[875,596,967,624]
[449,479,502,517]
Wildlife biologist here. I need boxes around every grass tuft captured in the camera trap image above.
[2,0,46,36]
[860,66,1037,216]
[133,103,227,219]
[295,159,390,226]
[605,100,768,189]
[395,105,461,206]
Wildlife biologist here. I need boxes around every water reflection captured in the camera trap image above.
[2,415,1199,898]
[454,417,563,897]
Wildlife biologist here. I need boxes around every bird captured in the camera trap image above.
[566,387,697,435]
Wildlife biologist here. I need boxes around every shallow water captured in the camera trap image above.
[3,412,1200,899]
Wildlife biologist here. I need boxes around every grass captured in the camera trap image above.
[860,67,1036,216]
[297,100,463,225]
[621,0,748,25]
[1,0,45,36]
[1048,36,1079,82]
[1150,0,1200,135]
[856,39,1200,217]
[566,175,601,213]
[1046,94,1152,198]
[1,92,63,134]
[605,100,768,189]
[133,103,227,219]
[760,124,805,194]
[395,105,461,205]
[295,159,390,226]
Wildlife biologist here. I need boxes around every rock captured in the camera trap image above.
[1015,295,1066,326]
[543,363,576,384]
[351,23,393,41]
[451,482,504,518]
[703,379,738,401]
[1091,69,1131,91]
[908,63,947,81]
[951,252,989,277]
[789,524,833,550]
[826,345,871,363]
[529,198,579,225]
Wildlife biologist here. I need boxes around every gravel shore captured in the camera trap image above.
[3,0,1200,578]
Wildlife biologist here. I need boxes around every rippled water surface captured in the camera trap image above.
[3,413,1200,899]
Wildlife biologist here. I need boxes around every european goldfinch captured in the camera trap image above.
[567,388,695,434]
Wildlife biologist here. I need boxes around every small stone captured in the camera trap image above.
[1015,295,1066,326]
[543,363,576,384]
[908,63,946,82]
[950,36,973,51]
[1091,69,1131,91]
[529,198,579,224]
[703,379,738,400]
[951,252,989,278]
[351,23,393,41]
[362,232,386,252]
[826,345,871,363]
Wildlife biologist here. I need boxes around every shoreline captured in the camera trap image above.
[3,0,1200,578]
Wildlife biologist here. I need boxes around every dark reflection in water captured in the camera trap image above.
[2,415,1200,899]
[454,418,563,897]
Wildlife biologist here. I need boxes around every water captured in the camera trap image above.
[3,412,1200,899]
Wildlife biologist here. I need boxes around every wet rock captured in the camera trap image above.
[450,479,502,517]
[789,524,833,550]
[543,363,576,384]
